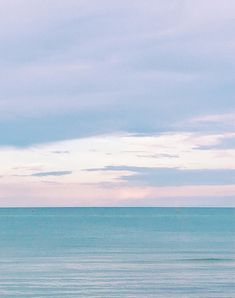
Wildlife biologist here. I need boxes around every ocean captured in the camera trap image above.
[0,208,234,297]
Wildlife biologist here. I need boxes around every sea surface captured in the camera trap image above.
[0,208,234,297]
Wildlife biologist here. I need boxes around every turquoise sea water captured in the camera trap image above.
[0,208,234,297]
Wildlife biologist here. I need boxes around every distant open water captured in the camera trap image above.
[0,208,234,297]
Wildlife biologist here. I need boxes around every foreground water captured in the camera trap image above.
[0,208,234,297]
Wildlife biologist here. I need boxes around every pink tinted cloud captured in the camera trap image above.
[0,180,235,207]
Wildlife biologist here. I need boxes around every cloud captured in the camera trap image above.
[179,112,235,134]
[123,196,235,207]
[0,178,235,207]
[0,1,234,145]
[1,132,235,183]
[197,135,235,150]
[86,166,235,186]
[0,130,234,206]
[51,150,70,154]
[31,171,72,177]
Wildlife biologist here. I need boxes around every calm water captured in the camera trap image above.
[0,208,234,297]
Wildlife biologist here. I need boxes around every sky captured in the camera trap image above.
[0,0,234,207]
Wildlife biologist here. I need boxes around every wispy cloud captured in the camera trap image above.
[51,150,70,154]
[31,171,72,177]
[86,166,235,186]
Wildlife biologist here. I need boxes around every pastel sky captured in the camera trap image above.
[0,0,234,206]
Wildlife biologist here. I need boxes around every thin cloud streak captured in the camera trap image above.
[31,171,72,177]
